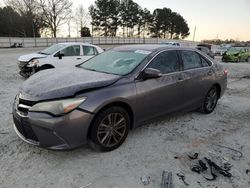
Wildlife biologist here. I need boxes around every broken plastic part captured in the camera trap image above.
[188,152,199,160]
[204,157,232,178]
[176,173,189,186]
[191,166,202,174]
[140,176,150,185]
[199,160,208,171]
[213,144,243,161]
[161,171,173,188]
[246,169,250,175]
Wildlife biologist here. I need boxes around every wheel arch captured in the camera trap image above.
[213,83,221,98]
[39,64,55,70]
[87,101,135,139]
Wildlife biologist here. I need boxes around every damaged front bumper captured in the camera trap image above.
[18,61,36,78]
[13,96,95,150]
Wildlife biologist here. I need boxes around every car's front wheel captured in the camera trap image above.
[89,106,130,152]
[199,86,219,114]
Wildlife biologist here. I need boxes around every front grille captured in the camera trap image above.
[13,116,39,142]
[17,98,37,115]
[19,98,37,107]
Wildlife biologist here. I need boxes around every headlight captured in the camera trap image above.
[30,97,87,116]
[27,59,39,67]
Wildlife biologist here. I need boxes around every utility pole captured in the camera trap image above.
[193,26,197,41]
[68,20,71,37]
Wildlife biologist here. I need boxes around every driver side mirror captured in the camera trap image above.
[142,68,162,80]
[58,51,64,59]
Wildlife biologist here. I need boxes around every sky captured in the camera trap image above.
[73,0,250,41]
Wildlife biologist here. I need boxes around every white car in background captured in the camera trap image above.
[160,42,181,46]
[18,42,104,77]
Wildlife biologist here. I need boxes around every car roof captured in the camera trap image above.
[112,44,195,53]
[57,42,96,46]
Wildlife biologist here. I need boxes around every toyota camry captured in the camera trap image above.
[13,45,227,151]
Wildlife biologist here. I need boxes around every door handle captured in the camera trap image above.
[76,58,82,60]
[178,77,184,81]
[207,70,213,76]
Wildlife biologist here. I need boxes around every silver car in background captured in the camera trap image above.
[13,45,227,151]
[18,42,103,78]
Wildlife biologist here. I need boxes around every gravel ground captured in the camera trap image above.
[0,47,250,188]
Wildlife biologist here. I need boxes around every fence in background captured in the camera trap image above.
[0,37,199,48]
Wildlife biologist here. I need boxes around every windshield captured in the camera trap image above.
[79,50,150,75]
[227,47,243,53]
[39,44,66,55]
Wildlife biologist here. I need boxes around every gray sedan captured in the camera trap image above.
[13,45,227,151]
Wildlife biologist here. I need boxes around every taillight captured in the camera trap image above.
[223,69,228,76]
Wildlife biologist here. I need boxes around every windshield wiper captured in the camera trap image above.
[38,52,49,55]
[78,66,121,76]
[82,67,98,72]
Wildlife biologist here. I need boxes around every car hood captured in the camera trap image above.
[18,53,47,62]
[20,67,121,101]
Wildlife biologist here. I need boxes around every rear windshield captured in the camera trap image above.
[79,50,150,75]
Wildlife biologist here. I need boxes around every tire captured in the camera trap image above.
[199,86,219,114]
[89,106,130,152]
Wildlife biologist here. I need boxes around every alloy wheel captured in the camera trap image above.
[204,88,218,112]
[97,113,127,147]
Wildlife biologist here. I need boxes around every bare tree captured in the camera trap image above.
[74,5,89,37]
[39,0,73,37]
[5,0,38,14]
[4,0,45,37]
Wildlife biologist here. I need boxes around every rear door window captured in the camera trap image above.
[82,46,97,56]
[147,50,179,74]
[181,51,202,70]
[200,56,211,67]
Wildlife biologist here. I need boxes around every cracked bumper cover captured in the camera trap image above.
[13,107,94,150]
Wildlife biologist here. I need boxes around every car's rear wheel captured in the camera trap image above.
[199,86,219,114]
[89,106,130,152]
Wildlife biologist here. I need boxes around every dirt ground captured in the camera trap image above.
[0,47,250,188]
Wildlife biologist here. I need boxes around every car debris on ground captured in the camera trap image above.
[140,175,151,185]
[212,144,243,161]
[186,146,243,181]
[161,171,173,188]
[176,172,189,186]
[246,169,250,175]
